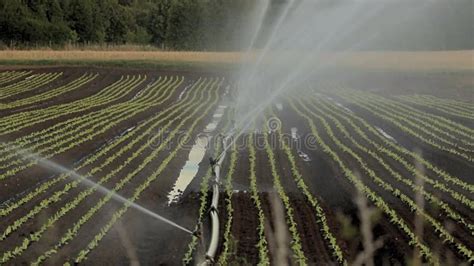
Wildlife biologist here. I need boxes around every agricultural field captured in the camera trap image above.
[0,67,472,265]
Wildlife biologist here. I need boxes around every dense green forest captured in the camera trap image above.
[0,0,260,50]
[0,0,472,51]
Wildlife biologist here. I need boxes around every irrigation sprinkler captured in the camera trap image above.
[199,136,231,264]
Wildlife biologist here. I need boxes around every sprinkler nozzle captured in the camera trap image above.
[192,229,202,238]
[209,157,217,166]
[192,222,203,238]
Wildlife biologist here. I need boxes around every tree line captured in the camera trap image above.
[0,0,260,50]
[0,0,472,51]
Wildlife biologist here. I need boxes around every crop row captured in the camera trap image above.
[270,108,348,265]
[0,78,220,264]
[247,132,271,265]
[0,77,183,182]
[35,78,218,263]
[315,87,474,194]
[308,97,474,232]
[396,95,474,120]
[325,93,474,195]
[346,90,474,142]
[0,71,32,86]
[301,96,473,259]
[0,75,149,153]
[262,123,307,264]
[0,77,201,249]
[0,75,150,168]
[217,115,238,265]
[289,97,441,265]
[194,128,272,265]
[0,79,184,247]
[183,107,232,265]
[294,97,473,263]
[0,77,198,229]
[0,73,98,111]
[0,75,158,167]
[315,96,474,207]
[344,91,474,153]
[0,74,147,135]
[0,72,62,100]
[321,83,474,141]
[25,83,211,263]
[337,92,474,163]
[411,95,474,112]
[347,91,474,149]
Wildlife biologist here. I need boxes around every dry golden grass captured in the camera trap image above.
[0,49,472,71]
[0,50,244,64]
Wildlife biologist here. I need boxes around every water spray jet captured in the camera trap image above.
[1,142,194,235]
[231,0,436,148]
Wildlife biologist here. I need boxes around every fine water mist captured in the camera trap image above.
[231,0,444,133]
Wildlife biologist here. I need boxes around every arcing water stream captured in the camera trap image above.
[1,142,193,235]
[217,0,438,159]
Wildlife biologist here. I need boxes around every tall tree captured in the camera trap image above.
[67,0,96,42]
[148,0,171,47]
[165,0,203,50]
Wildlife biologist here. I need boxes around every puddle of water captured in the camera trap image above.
[124,126,135,134]
[289,127,312,162]
[233,190,248,193]
[25,75,37,80]
[326,96,353,114]
[205,106,227,133]
[132,90,144,100]
[224,85,231,96]
[335,102,353,114]
[204,122,218,133]
[297,150,312,162]
[167,105,227,204]
[288,127,311,161]
[132,86,148,100]
[178,82,195,101]
[276,103,283,111]
[167,135,209,204]
[291,127,299,141]
[376,127,397,143]
[132,79,156,100]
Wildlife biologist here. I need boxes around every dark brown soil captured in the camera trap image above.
[0,67,472,265]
